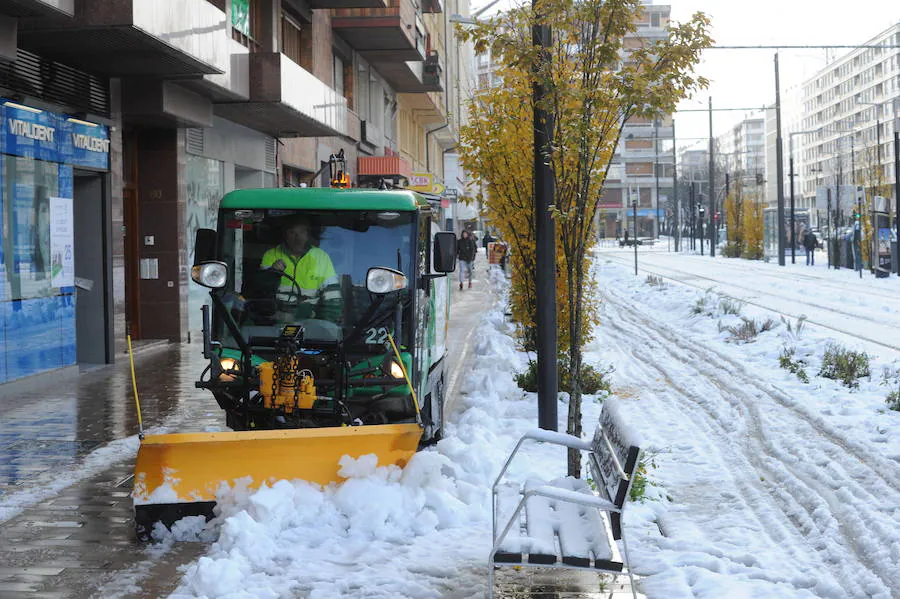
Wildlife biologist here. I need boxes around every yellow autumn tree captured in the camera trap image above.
[741,200,764,259]
[460,0,712,477]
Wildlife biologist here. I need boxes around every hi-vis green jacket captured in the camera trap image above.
[260,245,341,321]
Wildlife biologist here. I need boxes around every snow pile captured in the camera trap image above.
[169,272,590,599]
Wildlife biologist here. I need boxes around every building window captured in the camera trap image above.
[478,73,489,88]
[650,12,660,27]
[282,14,303,66]
[232,0,261,52]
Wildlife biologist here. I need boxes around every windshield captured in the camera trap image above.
[216,208,415,348]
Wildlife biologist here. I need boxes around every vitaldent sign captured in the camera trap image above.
[3,100,110,169]
[7,118,55,142]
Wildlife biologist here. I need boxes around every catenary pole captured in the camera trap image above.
[775,52,786,266]
[709,97,715,258]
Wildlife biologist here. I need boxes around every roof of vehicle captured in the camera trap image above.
[219,188,428,212]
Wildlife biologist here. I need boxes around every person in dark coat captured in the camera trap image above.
[802,228,818,266]
[457,230,477,289]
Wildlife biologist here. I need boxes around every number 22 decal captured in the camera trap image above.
[364,327,389,344]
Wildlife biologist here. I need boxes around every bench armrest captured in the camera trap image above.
[522,429,593,451]
[491,429,593,542]
[493,429,591,493]
[526,485,619,512]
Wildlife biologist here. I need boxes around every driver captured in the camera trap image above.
[260,216,341,322]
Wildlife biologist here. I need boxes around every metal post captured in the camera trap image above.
[895,128,900,274]
[672,120,678,252]
[708,97,715,257]
[853,136,862,279]
[633,199,638,275]
[690,183,695,250]
[532,3,557,431]
[699,199,705,256]
[655,120,660,239]
[826,187,832,269]
[775,52,786,266]
[790,152,796,264]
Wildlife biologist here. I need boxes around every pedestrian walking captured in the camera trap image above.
[457,229,477,289]
[802,228,817,266]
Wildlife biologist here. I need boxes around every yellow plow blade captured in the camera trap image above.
[132,424,422,539]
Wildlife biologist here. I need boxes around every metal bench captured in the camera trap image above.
[488,401,642,598]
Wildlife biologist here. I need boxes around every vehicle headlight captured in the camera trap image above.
[390,360,405,379]
[366,267,407,295]
[219,357,240,382]
[191,261,228,288]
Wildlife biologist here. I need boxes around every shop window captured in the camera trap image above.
[3,156,60,301]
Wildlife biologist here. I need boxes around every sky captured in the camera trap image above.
[666,0,900,148]
[475,0,900,150]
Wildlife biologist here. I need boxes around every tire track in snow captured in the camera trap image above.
[599,253,900,352]
[598,284,900,598]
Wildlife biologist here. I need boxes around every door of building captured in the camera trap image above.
[73,171,112,364]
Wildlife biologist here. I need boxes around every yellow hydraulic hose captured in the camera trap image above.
[127,334,145,440]
[387,333,421,424]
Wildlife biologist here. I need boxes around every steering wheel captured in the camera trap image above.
[267,265,303,308]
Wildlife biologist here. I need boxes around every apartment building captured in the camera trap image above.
[717,116,766,201]
[800,22,900,225]
[597,1,675,239]
[0,0,468,384]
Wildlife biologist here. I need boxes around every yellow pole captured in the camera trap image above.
[387,333,420,424]
[127,334,144,440]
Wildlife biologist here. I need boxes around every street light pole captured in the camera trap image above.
[532,0,556,431]
[789,142,796,264]
[655,120,661,239]
[775,52,786,266]
[633,198,638,275]
[708,97,716,258]
[895,101,900,274]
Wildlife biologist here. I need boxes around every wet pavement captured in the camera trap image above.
[0,255,642,598]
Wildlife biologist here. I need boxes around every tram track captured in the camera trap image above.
[599,251,900,352]
[598,283,900,597]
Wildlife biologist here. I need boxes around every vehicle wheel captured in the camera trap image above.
[421,376,444,446]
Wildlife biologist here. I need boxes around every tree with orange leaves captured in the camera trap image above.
[460,0,712,476]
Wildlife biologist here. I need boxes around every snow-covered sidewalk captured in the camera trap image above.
[155,255,900,599]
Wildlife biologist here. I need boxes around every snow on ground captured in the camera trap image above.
[167,268,605,599]
[165,254,900,599]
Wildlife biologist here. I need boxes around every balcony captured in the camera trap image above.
[307,0,385,7]
[356,156,412,185]
[185,38,251,103]
[17,0,227,77]
[0,0,71,17]
[215,53,346,138]
[377,51,442,93]
[398,91,444,124]
[332,0,426,62]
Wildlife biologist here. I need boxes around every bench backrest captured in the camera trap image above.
[588,400,642,539]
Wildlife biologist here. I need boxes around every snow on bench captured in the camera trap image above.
[488,400,642,599]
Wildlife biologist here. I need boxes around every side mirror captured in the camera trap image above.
[433,232,457,273]
[194,228,218,265]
